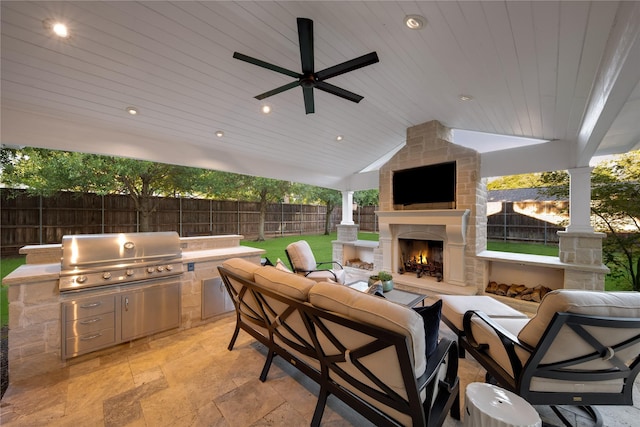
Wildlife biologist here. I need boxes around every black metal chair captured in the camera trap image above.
[460,290,640,426]
[285,240,345,283]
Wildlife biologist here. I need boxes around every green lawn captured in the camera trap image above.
[1,257,26,327]
[241,232,379,269]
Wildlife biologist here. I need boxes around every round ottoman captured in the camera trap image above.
[464,383,541,427]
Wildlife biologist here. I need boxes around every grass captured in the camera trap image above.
[486,241,559,257]
[1,257,27,327]
[241,232,379,269]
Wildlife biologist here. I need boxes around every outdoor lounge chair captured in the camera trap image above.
[457,290,640,426]
[285,240,346,284]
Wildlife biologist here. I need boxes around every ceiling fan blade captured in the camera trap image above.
[233,52,301,79]
[315,81,364,103]
[255,81,301,100]
[297,18,314,74]
[315,52,379,81]
[302,86,315,114]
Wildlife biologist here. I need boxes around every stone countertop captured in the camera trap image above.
[3,246,265,286]
[181,246,264,262]
[2,263,61,285]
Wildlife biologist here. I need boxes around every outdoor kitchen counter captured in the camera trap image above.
[3,234,266,383]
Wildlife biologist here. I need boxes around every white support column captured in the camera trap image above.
[566,167,594,233]
[341,191,354,225]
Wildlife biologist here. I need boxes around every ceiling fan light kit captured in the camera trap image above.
[234,18,379,114]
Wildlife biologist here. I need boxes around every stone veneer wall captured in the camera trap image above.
[378,120,487,292]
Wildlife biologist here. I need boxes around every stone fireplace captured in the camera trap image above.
[375,120,483,295]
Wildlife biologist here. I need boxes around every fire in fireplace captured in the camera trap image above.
[398,238,444,280]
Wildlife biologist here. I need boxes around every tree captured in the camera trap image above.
[0,147,207,232]
[540,151,640,291]
[303,186,342,235]
[354,189,379,207]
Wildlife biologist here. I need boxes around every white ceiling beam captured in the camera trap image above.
[576,2,640,166]
[480,139,574,178]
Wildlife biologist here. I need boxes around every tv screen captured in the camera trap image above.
[392,162,456,209]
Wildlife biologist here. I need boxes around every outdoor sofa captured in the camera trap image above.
[217,258,460,427]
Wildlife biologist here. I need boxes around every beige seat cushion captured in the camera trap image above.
[440,295,528,332]
[305,269,346,284]
[309,282,426,376]
[254,265,316,301]
[518,289,640,348]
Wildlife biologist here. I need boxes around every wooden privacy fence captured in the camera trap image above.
[0,189,379,257]
[487,201,564,245]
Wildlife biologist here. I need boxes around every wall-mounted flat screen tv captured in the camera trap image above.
[392,161,456,210]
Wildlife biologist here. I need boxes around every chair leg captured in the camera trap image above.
[311,387,330,427]
[227,323,240,351]
[549,405,603,427]
[259,350,276,382]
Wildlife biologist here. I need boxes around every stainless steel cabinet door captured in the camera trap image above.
[121,281,180,341]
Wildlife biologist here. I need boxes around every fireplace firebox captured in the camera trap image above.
[398,238,444,280]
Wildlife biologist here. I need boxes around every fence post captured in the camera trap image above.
[502,201,507,242]
[39,195,43,244]
[101,195,105,234]
[209,199,213,234]
[237,200,240,235]
[179,196,183,236]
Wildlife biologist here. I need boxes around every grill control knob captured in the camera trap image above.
[76,275,88,284]
[126,269,134,276]
[147,267,155,274]
[156,265,165,272]
[102,272,112,280]
[165,265,174,271]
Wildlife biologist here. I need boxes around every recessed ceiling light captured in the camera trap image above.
[336,135,343,142]
[459,95,473,101]
[215,131,224,138]
[43,19,69,38]
[404,15,425,30]
[261,105,272,114]
[126,106,138,115]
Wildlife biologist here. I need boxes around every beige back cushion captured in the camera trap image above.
[309,282,426,376]
[254,265,316,301]
[286,240,317,271]
[518,289,640,348]
[222,257,261,280]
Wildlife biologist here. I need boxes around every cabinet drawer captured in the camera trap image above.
[65,327,116,357]
[66,312,115,337]
[64,296,115,320]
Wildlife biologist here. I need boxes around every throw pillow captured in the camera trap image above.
[413,299,442,360]
[275,258,292,273]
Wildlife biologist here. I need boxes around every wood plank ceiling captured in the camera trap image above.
[1,1,639,190]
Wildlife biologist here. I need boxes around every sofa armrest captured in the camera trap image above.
[463,310,534,380]
[417,337,460,425]
[315,261,344,269]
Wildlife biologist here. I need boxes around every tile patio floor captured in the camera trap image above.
[1,313,639,426]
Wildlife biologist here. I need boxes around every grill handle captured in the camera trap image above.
[70,253,180,267]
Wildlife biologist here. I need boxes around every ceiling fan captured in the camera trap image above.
[233,18,379,114]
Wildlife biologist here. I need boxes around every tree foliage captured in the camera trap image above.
[540,151,640,291]
[1,147,210,232]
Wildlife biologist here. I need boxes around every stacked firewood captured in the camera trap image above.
[345,258,374,270]
[485,281,551,302]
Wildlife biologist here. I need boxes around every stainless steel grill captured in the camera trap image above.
[59,232,183,292]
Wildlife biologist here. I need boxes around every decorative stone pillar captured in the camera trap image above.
[558,231,609,290]
[333,224,359,265]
